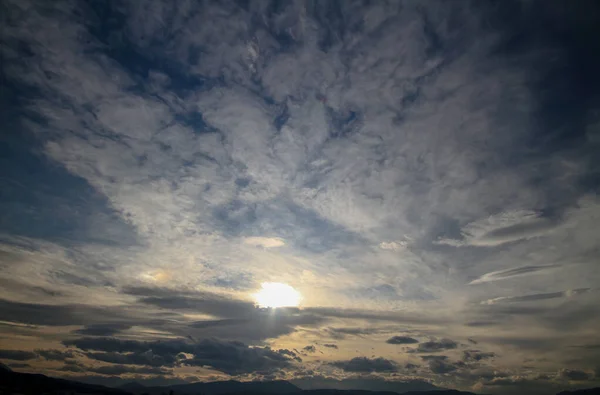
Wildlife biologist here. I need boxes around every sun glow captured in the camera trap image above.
[253,282,302,308]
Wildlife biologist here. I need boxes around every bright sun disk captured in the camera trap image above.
[253,282,302,308]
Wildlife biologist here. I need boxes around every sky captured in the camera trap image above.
[1,1,600,394]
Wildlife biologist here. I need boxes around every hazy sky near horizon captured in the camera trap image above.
[1,1,600,394]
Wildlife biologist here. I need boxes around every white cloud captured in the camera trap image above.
[378,241,408,251]
[243,237,286,249]
[437,210,555,248]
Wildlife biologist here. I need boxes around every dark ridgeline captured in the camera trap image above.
[557,389,600,395]
[2,366,599,395]
[0,364,130,394]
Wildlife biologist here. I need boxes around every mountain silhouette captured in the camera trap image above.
[124,379,300,395]
[291,378,441,393]
[2,368,599,395]
[0,367,131,395]
[557,389,600,395]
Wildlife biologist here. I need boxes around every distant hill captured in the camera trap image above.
[124,381,477,395]
[5,367,598,395]
[126,379,300,395]
[295,391,476,395]
[291,377,442,393]
[557,389,600,395]
[0,367,131,395]
[400,391,477,395]
[187,390,478,395]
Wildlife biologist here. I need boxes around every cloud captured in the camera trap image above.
[481,288,591,305]
[414,339,458,353]
[307,307,442,325]
[36,349,77,361]
[181,340,300,375]
[0,350,37,361]
[326,327,384,338]
[125,286,325,341]
[469,264,561,285]
[84,351,174,368]
[386,336,419,344]
[378,241,407,251]
[302,345,316,353]
[436,210,555,247]
[8,363,30,369]
[428,359,458,374]
[462,350,496,362]
[86,364,171,376]
[73,324,132,336]
[559,369,591,381]
[64,337,300,375]
[243,237,286,248]
[0,298,141,327]
[420,355,448,361]
[330,357,398,373]
[60,361,171,376]
[322,344,338,349]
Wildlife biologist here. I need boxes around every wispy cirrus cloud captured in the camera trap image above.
[469,264,562,285]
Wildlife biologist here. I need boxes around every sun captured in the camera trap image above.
[253,282,302,308]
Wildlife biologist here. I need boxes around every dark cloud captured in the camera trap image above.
[189,310,324,342]
[414,339,458,353]
[307,307,440,325]
[421,355,448,361]
[36,349,77,361]
[125,287,325,341]
[64,337,160,353]
[330,357,398,373]
[559,369,591,381]
[428,359,458,374]
[303,345,316,353]
[386,336,419,344]
[8,363,30,369]
[85,351,174,367]
[64,337,299,375]
[0,350,37,361]
[125,286,257,317]
[0,298,157,329]
[136,295,254,318]
[322,343,338,349]
[462,350,496,362]
[181,339,299,375]
[190,318,249,329]
[87,364,171,376]
[278,349,302,362]
[73,324,131,336]
[466,321,499,327]
[58,363,86,373]
[326,327,388,339]
[570,344,600,350]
